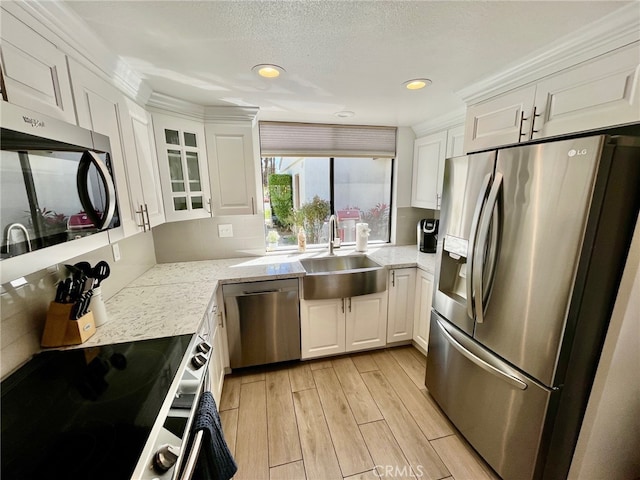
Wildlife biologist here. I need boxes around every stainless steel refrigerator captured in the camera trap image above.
[426,135,640,480]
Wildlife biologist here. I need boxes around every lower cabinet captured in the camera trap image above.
[206,290,228,405]
[413,269,434,354]
[300,291,388,360]
[387,268,417,342]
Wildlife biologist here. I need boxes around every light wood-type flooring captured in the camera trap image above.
[218,345,499,480]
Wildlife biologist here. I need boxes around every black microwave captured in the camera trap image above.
[1,102,120,265]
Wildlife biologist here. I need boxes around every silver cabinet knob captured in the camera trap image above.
[153,444,180,473]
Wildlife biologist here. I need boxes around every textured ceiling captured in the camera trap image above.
[66,1,632,127]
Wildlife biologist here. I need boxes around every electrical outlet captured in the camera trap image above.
[112,243,121,262]
[218,224,233,238]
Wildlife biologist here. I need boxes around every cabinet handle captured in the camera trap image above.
[342,298,345,313]
[348,297,352,312]
[251,197,255,215]
[518,110,527,140]
[205,198,212,215]
[392,270,395,287]
[528,106,540,140]
[144,203,151,230]
[136,204,147,231]
[436,194,441,209]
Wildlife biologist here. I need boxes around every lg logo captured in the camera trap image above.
[568,149,588,157]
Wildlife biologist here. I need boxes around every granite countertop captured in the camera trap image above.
[81,245,436,348]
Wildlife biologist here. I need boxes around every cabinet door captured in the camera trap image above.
[411,131,447,210]
[413,269,434,354]
[127,100,165,228]
[0,10,75,123]
[387,268,417,342]
[67,58,139,239]
[446,124,465,158]
[464,85,536,152]
[153,113,211,222]
[210,321,226,405]
[533,44,640,139]
[300,298,345,359]
[205,123,259,216]
[346,292,388,353]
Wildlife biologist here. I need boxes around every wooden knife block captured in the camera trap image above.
[41,302,96,347]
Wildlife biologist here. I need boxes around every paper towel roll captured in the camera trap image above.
[355,223,371,252]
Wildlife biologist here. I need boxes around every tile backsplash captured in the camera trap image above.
[0,232,156,379]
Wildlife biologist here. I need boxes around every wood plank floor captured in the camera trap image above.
[218,345,499,480]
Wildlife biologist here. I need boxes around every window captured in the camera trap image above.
[259,122,396,251]
[262,156,393,249]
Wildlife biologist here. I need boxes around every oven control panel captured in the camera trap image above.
[133,333,213,480]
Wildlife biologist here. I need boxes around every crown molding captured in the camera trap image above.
[3,1,153,104]
[146,92,206,121]
[458,3,640,105]
[411,107,466,138]
[147,92,259,124]
[203,106,259,125]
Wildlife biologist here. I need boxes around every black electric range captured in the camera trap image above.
[1,335,192,480]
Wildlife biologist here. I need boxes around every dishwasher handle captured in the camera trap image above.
[241,288,283,295]
[222,279,300,297]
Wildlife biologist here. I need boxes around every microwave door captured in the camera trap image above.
[77,150,116,230]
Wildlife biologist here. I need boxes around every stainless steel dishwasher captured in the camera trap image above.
[222,278,300,369]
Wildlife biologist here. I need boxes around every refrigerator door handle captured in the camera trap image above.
[473,172,503,324]
[435,318,527,390]
[466,173,493,320]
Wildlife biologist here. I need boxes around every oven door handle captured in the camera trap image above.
[179,430,204,480]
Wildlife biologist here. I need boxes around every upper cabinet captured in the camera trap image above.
[411,131,447,210]
[465,44,640,152]
[152,112,212,222]
[0,10,75,124]
[126,101,165,229]
[205,122,260,216]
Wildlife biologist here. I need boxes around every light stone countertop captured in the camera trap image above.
[81,245,436,348]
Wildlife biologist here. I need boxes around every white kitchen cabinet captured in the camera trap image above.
[203,292,226,405]
[126,100,165,229]
[387,268,417,343]
[205,122,259,216]
[465,44,640,152]
[445,124,466,158]
[301,291,388,359]
[67,58,141,239]
[152,112,212,222]
[0,10,76,123]
[300,298,346,359]
[411,130,447,210]
[345,292,388,352]
[413,268,434,355]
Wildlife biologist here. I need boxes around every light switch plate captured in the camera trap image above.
[218,224,234,238]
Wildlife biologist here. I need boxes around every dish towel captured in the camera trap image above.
[191,391,238,480]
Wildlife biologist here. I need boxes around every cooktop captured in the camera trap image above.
[1,334,192,480]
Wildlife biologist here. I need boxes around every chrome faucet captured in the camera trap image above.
[5,223,32,256]
[328,214,339,255]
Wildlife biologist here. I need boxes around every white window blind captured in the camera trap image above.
[259,122,397,158]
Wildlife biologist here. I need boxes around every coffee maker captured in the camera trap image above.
[417,219,438,253]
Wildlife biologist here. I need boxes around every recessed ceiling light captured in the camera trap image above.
[403,78,432,90]
[334,111,355,118]
[252,64,285,78]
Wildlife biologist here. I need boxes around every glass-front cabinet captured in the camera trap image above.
[152,113,211,221]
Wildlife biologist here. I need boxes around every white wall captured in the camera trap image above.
[568,217,640,479]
